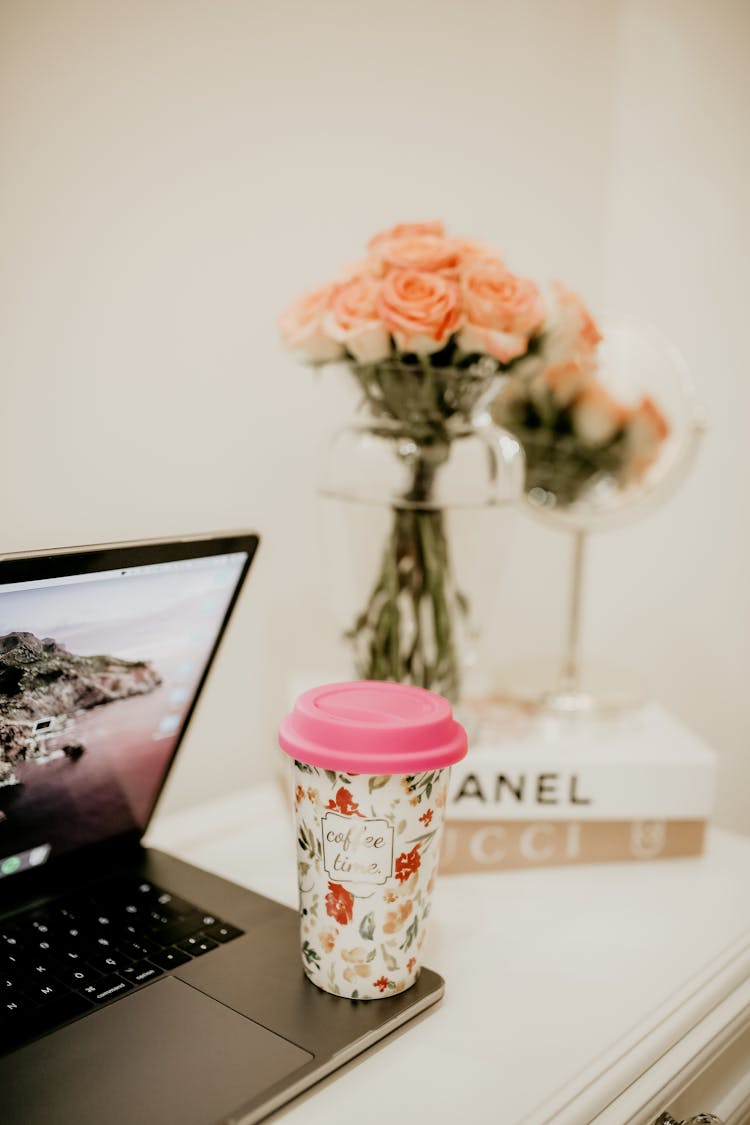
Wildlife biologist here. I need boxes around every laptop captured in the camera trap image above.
[0,532,444,1125]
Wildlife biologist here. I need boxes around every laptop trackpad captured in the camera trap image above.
[1,977,313,1125]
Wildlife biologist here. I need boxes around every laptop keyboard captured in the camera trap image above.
[0,877,244,1054]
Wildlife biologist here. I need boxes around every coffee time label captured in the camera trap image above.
[321,812,394,886]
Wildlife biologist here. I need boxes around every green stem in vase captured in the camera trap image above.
[345,447,465,703]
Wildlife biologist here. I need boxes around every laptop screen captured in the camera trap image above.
[0,539,255,881]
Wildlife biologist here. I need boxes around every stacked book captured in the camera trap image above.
[441,701,716,874]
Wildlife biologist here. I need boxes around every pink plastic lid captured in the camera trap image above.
[278,681,468,774]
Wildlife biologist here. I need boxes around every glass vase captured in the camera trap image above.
[491,317,705,714]
[317,408,523,710]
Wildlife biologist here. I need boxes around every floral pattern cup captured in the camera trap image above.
[279,681,467,1000]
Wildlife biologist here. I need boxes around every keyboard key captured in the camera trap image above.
[91,935,115,950]
[202,922,243,944]
[151,948,192,971]
[155,892,193,912]
[83,975,133,1004]
[148,906,183,927]
[55,965,101,991]
[86,951,132,974]
[175,936,219,957]
[26,979,70,1003]
[56,947,88,967]
[119,961,163,986]
[26,937,61,961]
[122,920,152,940]
[110,879,159,899]
[26,961,61,980]
[0,951,26,973]
[154,913,206,946]
[105,901,151,927]
[29,918,53,937]
[0,930,22,953]
[120,937,160,961]
[134,881,158,895]
[3,996,33,1016]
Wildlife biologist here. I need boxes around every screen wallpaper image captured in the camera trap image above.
[0,553,246,877]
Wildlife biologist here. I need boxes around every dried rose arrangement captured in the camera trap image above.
[279,221,669,699]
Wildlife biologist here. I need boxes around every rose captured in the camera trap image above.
[324,278,391,364]
[542,361,594,407]
[377,269,461,355]
[332,256,386,283]
[571,382,627,446]
[452,237,503,271]
[624,395,670,479]
[536,284,603,404]
[278,283,343,363]
[375,234,462,278]
[457,261,545,363]
[543,283,602,372]
[367,219,445,250]
[552,282,602,353]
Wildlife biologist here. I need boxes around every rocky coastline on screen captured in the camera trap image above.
[0,631,161,783]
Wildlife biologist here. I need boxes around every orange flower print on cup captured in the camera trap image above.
[306,787,321,811]
[341,947,372,982]
[418,808,433,827]
[325,881,354,925]
[394,844,421,883]
[383,899,413,934]
[325,787,365,818]
[373,976,390,993]
[319,928,338,953]
[294,784,305,806]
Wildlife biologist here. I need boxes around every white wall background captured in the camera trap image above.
[1,0,748,834]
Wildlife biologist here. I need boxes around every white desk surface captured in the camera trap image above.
[147,784,750,1125]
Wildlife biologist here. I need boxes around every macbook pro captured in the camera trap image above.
[0,532,443,1125]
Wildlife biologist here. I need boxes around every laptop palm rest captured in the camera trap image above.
[0,976,312,1125]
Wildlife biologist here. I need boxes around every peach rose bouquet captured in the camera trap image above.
[279,222,669,699]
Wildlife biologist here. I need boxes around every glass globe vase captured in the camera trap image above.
[491,317,705,714]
